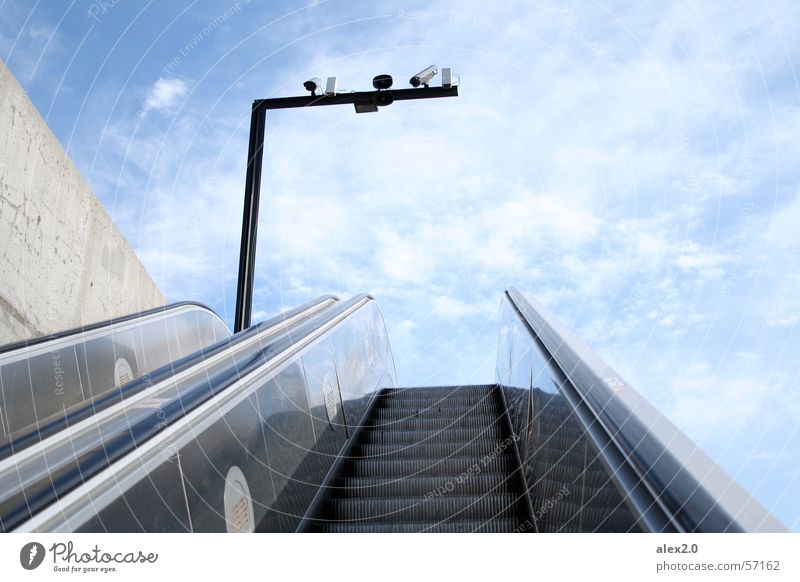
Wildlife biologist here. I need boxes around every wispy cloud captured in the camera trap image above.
[140,77,189,117]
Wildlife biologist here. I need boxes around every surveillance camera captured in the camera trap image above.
[303,77,322,95]
[410,65,437,88]
[374,91,393,107]
[373,74,393,90]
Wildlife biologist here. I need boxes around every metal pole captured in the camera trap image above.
[232,85,457,332]
[234,101,266,332]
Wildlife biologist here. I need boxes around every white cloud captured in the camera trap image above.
[140,77,189,117]
[432,296,479,320]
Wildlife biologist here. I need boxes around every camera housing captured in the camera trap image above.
[410,65,437,88]
[303,78,322,95]
[372,74,393,90]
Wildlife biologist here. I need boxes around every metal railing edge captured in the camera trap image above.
[504,287,787,533]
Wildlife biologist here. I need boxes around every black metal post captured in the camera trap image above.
[234,101,266,332]
[233,85,458,332]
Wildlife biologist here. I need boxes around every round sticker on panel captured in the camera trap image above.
[224,465,255,533]
[322,375,339,429]
[114,357,134,387]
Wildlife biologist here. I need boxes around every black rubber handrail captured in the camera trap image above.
[1,294,367,532]
[0,301,225,355]
[504,287,786,532]
[0,295,338,461]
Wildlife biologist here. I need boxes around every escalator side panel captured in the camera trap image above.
[0,305,229,446]
[179,393,276,532]
[75,453,191,533]
[301,337,347,494]
[9,295,394,532]
[496,295,640,533]
[0,345,84,436]
[254,361,319,533]
[331,302,396,432]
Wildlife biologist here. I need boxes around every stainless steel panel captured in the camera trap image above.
[0,346,84,436]
[301,336,347,490]
[7,296,395,533]
[497,295,639,532]
[253,361,318,532]
[178,394,275,532]
[75,453,191,532]
[0,305,229,442]
[332,302,395,428]
[76,337,140,400]
[503,288,790,532]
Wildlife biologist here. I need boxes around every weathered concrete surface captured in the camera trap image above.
[0,59,165,345]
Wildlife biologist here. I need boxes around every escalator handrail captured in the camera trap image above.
[4,294,371,532]
[0,301,228,356]
[504,287,786,533]
[0,295,339,460]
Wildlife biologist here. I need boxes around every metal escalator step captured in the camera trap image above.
[362,427,503,444]
[355,441,500,459]
[306,384,533,533]
[328,474,520,498]
[531,433,585,451]
[530,462,584,484]
[372,407,498,421]
[345,456,513,477]
[533,425,585,441]
[534,411,583,430]
[317,519,524,533]
[367,415,501,431]
[377,397,500,411]
[382,386,496,400]
[529,445,589,467]
[326,494,520,522]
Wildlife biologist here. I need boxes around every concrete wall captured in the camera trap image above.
[0,59,165,345]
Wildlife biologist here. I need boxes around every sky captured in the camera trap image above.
[1,0,799,530]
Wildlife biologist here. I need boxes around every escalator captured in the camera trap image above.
[0,290,787,533]
[306,385,532,532]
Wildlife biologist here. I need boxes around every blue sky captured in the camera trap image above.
[1,0,799,530]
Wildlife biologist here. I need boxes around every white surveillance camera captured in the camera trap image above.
[303,77,322,95]
[410,65,438,88]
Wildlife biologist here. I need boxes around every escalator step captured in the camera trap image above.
[372,408,497,425]
[382,386,495,400]
[372,404,497,419]
[355,441,500,459]
[328,474,521,498]
[326,494,520,522]
[317,519,524,533]
[345,456,513,477]
[308,384,534,533]
[367,416,502,431]
[377,397,500,411]
[362,427,503,444]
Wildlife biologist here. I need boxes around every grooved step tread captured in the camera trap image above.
[367,416,504,430]
[316,519,525,533]
[328,474,521,498]
[372,408,499,420]
[344,456,514,477]
[355,441,500,459]
[308,385,531,532]
[377,398,500,410]
[326,494,521,522]
[362,427,504,444]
